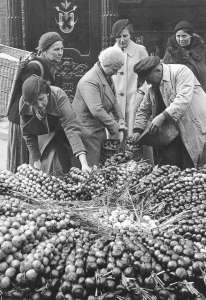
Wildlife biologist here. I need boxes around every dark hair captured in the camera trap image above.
[22,75,51,106]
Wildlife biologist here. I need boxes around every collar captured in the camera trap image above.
[97,61,112,84]
[114,40,136,57]
[160,63,170,86]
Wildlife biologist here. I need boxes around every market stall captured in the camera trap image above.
[0,144,206,300]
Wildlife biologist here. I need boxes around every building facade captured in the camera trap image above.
[1,0,206,96]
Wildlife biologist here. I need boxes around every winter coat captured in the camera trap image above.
[112,40,148,135]
[163,34,206,92]
[19,86,85,174]
[72,62,123,166]
[135,63,206,167]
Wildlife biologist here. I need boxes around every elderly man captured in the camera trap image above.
[72,47,126,166]
[133,56,206,168]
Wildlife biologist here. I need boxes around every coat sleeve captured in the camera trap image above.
[112,97,124,121]
[19,97,41,162]
[78,80,119,135]
[55,88,86,155]
[21,61,42,82]
[134,89,152,132]
[23,134,41,162]
[165,66,195,121]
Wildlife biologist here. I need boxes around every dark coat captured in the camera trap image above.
[163,34,206,92]
[19,86,86,174]
[8,57,56,124]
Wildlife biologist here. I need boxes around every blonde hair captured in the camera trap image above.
[98,47,124,69]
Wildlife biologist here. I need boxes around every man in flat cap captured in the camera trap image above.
[132,56,206,169]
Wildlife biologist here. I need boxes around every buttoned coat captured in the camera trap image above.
[135,63,206,167]
[112,40,148,135]
[72,62,123,166]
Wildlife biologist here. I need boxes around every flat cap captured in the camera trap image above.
[133,56,161,78]
[112,19,130,37]
[174,20,194,34]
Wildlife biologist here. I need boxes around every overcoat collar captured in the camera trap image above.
[93,62,116,104]
[114,40,137,57]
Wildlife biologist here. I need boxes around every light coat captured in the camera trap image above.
[112,40,148,135]
[135,63,206,167]
[72,62,123,166]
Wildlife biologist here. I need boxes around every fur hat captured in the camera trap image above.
[174,20,194,34]
[134,56,161,78]
[37,32,63,52]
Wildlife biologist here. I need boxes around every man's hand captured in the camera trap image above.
[33,160,41,170]
[149,113,166,135]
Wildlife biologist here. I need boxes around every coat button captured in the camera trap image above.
[119,92,124,96]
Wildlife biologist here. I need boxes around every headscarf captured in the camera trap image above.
[22,75,50,120]
[37,32,63,52]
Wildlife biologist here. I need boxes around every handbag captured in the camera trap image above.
[137,118,179,147]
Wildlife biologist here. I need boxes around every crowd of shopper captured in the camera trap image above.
[6,19,206,175]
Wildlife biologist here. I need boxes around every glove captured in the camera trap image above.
[149,113,166,135]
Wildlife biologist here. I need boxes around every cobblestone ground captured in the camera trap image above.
[0,139,7,170]
[0,118,8,171]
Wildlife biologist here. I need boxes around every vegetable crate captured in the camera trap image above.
[0,44,30,117]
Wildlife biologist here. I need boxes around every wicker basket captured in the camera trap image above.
[0,44,31,116]
[0,44,30,60]
[101,139,121,162]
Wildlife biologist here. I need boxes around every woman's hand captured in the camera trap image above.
[78,153,91,173]
[119,131,124,143]
[82,164,92,174]
[33,160,41,170]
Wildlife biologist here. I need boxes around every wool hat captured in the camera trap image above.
[22,75,50,105]
[111,19,131,37]
[133,56,161,78]
[37,32,63,52]
[174,20,194,34]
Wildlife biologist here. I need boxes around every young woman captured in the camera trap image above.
[19,75,91,176]
[111,19,148,136]
[163,20,206,92]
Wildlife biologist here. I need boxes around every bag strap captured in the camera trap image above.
[28,60,44,78]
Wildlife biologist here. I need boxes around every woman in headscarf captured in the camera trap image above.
[19,75,91,176]
[7,31,64,172]
[111,19,148,136]
[163,20,206,92]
